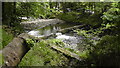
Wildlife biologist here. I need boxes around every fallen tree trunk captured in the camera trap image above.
[2,33,36,66]
[57,24,86,33]
[50,45,82,61]
[21,19,65,30]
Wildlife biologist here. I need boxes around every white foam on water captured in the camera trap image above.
[28,30,44,37]
[56,33,79,50]
[56,33,77,40]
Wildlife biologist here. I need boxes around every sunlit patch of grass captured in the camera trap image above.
[18,40,68,66]
[47,39,64,47]
[48,39,90,60]
[0,53,4,66]
[2,28,13,49]
[0,26,2,49]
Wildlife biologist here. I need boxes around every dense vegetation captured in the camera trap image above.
[19,39,81,66]
[2,2,120,67]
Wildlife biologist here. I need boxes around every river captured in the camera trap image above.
[27,22,86,52]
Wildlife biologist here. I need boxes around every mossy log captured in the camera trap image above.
[50,45,81,61]
[2,33,36,66]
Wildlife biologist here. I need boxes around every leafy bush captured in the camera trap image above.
[88,35,120,66]
[102,2,120,26]
[57,11,102,26]
[74,25,120,66]
[26,39,35,48]
[57,12,78,23]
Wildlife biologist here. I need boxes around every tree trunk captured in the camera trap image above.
[2,33,33,66]
[13,2,16,14]
[62,2,67,13]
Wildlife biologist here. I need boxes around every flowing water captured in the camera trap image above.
[28,22,84,51]
[28,23,79,37]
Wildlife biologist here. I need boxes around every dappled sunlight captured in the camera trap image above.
[2,2,120,67]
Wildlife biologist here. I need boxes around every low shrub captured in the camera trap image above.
[88,35,120,66]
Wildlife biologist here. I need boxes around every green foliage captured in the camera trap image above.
[3,2,120,66]
[65,48,74,52]
[95,35,120,55]
[78,50,89,59]
[57,12,78,23]
[48,39,62,44]
[18,40,68,66]
[12,23,24,35]
[26,39,35,48]
[48,38,88,59]
[74,29,89,37]
[74,29,100,42]
[58,11,102,26]
[74,27,120,66]
[102,23,115,29]
[16,2,59,19]
[102,2,120,26]
[73,29,102,59]
[48,39,64,47]
[2,24,24,49]
[88,35,120,66]
[65,48,89,59]
[0,26,2,49]
[57,2,111,26]
[2,28,13,49]
[0,53,4,66]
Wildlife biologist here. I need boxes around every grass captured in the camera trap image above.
[2,29,13,49]
[0,26,2,49]
[0,53,4,66]
[1,27,13,49]
[19,38,90,66]
[48,38,90,59]
[18,40,69,66]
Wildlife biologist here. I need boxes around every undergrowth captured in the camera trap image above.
[18,40,69,66]
[2,27,14,49]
